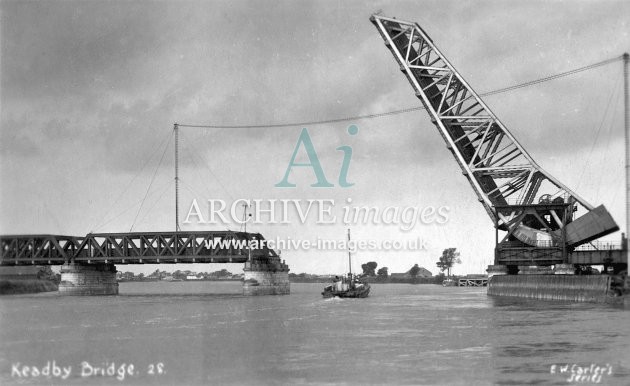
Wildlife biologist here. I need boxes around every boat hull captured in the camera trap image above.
[322,284,370,298]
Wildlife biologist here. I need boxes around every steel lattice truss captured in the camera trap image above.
[371,15,594,228]
[0,231,278,265]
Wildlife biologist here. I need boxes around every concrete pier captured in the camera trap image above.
[488,275,611,302]
[58,263,118,295]
[242,260,290,295]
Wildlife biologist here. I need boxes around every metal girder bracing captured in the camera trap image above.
[497,245,627,266]
[0,231,278,266]
[370,15,594,223]
[371,15,619,248]
[0,235,80,264]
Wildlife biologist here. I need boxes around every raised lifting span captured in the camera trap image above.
[0,232,290,295]
[370,15,625,271]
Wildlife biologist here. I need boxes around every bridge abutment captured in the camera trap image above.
[243,260,290,295]
[58,263,118,295]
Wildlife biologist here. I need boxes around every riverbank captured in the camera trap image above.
[289,275,447,284]
[118,278,242,283]
[0,279,58,295]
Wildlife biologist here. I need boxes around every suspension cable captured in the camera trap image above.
[89,129,174,232]
[130,130,174,231]
[178,55,623,129]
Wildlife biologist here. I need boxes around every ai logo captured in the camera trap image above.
[275,125,358,188]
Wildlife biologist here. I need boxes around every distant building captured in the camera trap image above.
[417,267,432,277]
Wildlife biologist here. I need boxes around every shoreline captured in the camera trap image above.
[0,280,58,295]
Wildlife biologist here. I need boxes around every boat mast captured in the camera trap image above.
[174,123,180,232]
[347,228,352,276]
[624,52,629,275]
[243,203,251,261]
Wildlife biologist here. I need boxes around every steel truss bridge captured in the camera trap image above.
[0,231,279,266]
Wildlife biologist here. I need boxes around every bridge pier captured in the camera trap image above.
[58,262,118,295]
[242,259,290,296]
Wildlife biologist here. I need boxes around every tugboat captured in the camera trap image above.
[321,229,371,298]
[322,274,370,298]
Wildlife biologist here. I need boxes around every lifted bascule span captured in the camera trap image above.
[370,14,627,300]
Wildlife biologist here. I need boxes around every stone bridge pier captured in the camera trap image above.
[242,258,290,295]
[56,259,290,296]
[58,262,119,295]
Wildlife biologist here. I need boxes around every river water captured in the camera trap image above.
[0,282,628,385]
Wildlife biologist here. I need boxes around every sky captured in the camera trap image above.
[1,0,628,276]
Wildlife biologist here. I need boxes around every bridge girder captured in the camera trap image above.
[0,231,277,266]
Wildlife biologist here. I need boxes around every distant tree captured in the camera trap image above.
[37,266,55,280]
[409,264,421,277]
[436,248,461,277]
[377,267,388,278]
[37,266,61,284]
[361,261,378,276]
[137,273,145,281]
[209,269,231,278]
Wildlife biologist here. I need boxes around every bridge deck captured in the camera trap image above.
[0,231,276,266]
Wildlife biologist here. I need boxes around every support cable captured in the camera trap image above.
[575,81,621,192]
[594,88,622,201]
[179,180,233,232]
[181,134,238,202]
[89,130,174,232]
[130,130,174,231]
[135,180,175,228]
[91,180,172,232]
[178,56,623,129]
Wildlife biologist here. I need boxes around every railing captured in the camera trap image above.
[499,240,560,248]
[574,241,624,251]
